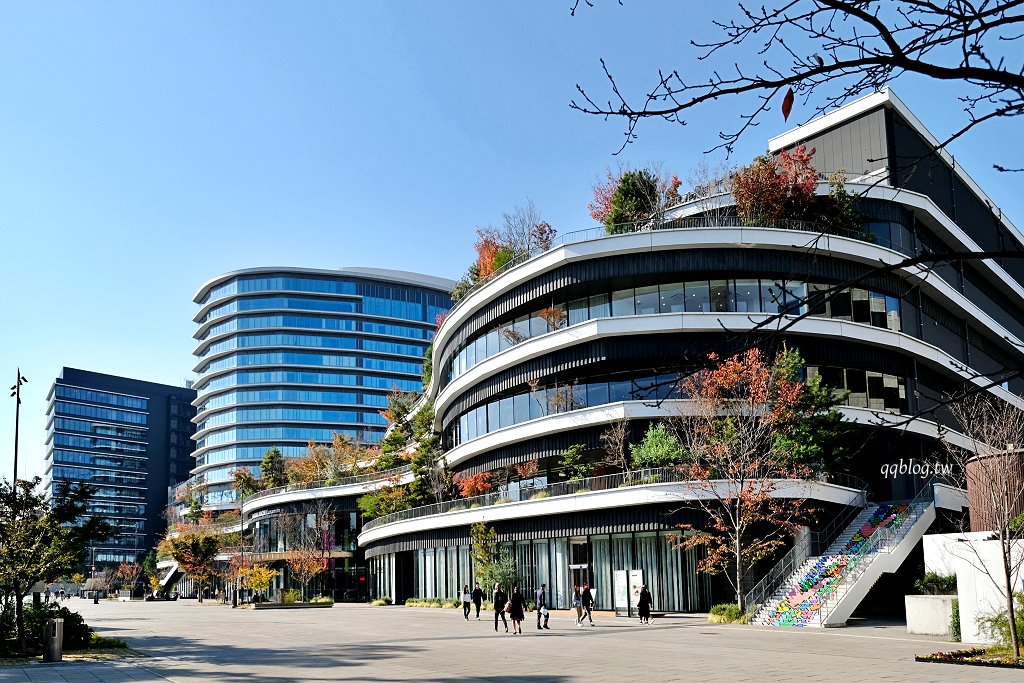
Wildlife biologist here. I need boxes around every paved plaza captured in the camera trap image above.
[0,599,1019,682]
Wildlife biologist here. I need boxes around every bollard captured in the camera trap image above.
[93,592,99,605]
[42,618,63,663]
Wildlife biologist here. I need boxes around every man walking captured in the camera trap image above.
[581,584,595,626]
[535,583,550,630]
[472,582,484,619]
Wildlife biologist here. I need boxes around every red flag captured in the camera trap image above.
[781,87,795,121]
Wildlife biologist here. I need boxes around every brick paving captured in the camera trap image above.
[1,599,1020,682]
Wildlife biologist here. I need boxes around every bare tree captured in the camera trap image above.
[684,157,737,223]
[600,416,632,474]
[943,394,1024,658]
[572,0,1024,165]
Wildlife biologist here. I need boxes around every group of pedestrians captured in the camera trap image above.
[571,584,596,626]
[461,583,485,620]
[490,583,528,634]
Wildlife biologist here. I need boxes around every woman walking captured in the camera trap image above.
[461,584,472,620]
[508,586,526,635]
[572,585,584,626]
[493,583,508,633]
[638,585,653,625]
[581,584,595,626]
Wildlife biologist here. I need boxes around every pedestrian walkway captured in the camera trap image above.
[2,600,1020,682]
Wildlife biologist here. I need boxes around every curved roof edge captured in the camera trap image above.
[193,266,457,303]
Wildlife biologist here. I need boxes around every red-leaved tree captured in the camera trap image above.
[732,145,817,225]
[454,472,493,498]
[671,348,818,611]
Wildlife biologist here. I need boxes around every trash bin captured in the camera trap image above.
[42,618,63,663]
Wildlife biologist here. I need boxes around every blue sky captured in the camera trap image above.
[2,2,1021,481]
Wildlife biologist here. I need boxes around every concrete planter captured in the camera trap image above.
[905,594,956,637]
[252,602,334,610]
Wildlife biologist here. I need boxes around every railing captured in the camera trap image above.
[447,209,911,314]
[242,464,413,506]
[362,467,866,533]
[744,484,868,612]
[810,478,937,626]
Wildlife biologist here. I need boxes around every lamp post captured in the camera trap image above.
[9,368,27,483]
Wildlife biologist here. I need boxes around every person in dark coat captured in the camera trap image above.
[509,586,526,635]
[472,582,484,620]
[581,584,595,626]
[535,583,550,630]
[493,583,508,633]
[638,585,653,624]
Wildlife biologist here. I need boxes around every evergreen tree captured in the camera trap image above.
[260,447,287,489]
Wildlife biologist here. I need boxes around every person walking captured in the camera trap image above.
[461,584,472,620]
[493,583,508,633]
[581,584,595,626]
[509,586,526,635]
[535,583,550,630]
[571,585,584,626]
[472,582,484,620]
[638,585,653,625]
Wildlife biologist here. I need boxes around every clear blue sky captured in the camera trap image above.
[2,2,1021,482]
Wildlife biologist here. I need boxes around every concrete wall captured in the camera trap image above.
[905,595,955,637]
[923,533,1024,644]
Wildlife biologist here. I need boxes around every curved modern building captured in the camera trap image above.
[189,267,454,506]
[194,90,1018,621]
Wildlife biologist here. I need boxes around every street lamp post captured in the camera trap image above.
[9,368,27,483]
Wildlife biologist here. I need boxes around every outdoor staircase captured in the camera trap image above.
[157,560,181,590]
[750,483,936,628]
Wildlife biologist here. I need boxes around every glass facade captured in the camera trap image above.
[44,369,197,569]
[191,269,452,501]
[370,531,710,613]
[442,279,902,387]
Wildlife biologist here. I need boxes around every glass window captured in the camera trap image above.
[475,336,487,366]
[659,283,685,313]
[486,402,499,433]
[869,292,887,328]
[805,283,829,316]
[568,298,589,326]
[885,296,902,332]
[784,282,807,314]
[830,290,852,319]
[867,373,886,410]
[589,293,611,319]
[465,342,476,369]
[498,396,514,429]
[733,280,761,313]
[587,381,610,407]
[846,369,868,407]
[475,406,487,438]
[498,324,511,352]
[529,313,547,338]
[709,279,732,312]
[486,329,500,357]
[761,280,786,314]
[611,289,635,317]
[634,286,659,315]
[514,315,530,342]
[609,379,632,402]
[851,289,871,324]
[514,392,530,424]
[529,390,545,420]
[685,280,711,313]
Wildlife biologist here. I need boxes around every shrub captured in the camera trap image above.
[371,599,389,606]
[90,634,127,648]
[309,596,335,604]
[914,572,957,595]
[22,605,92,651]
[708,603,749,624]
[443,599,461,609]
[529,491,550,500]
[282,588,302,604]
[977,592,1024,648]
[951,599,961,642]
[495,497,514,505]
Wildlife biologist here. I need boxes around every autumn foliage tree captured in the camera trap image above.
[590,165,683,233]
[670,348,835,610]
[454,471,493,498]
[116,561,142,590]
[165,529,221,603]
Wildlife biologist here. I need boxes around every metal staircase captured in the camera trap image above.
[748,481,937,627]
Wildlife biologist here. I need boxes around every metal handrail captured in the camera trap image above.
[446,211,906,313]
[744,482,868,612]
[361,467,865,533]
[242,464,413,505]
[811,478,937,625]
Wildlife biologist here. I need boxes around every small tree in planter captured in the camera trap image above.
[116,562,142,597]
[241,564,280,603]
[454,472,493,498]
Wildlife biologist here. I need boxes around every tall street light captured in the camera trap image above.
[9,368,27,483]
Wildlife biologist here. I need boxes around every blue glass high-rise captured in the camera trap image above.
[190,267,454,506]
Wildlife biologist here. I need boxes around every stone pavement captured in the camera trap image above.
[2,599,1020,682]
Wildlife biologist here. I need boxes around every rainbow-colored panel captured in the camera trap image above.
[767,503,910,627]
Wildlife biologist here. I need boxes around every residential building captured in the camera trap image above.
[44,367,197,567]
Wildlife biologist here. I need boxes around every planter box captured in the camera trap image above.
[905,594,955,637]
[252,602,334,610]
